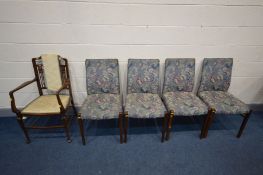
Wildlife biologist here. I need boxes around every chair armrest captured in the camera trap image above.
[55,80,70,111]
[9,78,37,114]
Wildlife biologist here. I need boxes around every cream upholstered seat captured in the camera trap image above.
[21,95,70,115]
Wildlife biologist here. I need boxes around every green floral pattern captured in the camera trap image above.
[86,59,120,94]
[198,91,249,114]
[163,58,195,93]
[127,59,160,94]
[80,94,122,119]
[199,58,233,92]
[125,93,166,118]
[163,92,208,116]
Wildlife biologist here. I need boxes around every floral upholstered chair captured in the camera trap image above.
[123,59,167,143]
[162,58,208,140]
[198,58,251,138]
[9,54,77,143]
[78,59,123,145]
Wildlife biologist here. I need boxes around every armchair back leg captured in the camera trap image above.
[237,110,252,138]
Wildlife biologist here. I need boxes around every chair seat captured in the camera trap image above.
[125,93,166,118]
[163,92,208,116]
[21,95,70,115]
[198,91,250,114]
[79,94,122,120]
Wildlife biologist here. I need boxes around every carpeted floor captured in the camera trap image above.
[0,112,263,175]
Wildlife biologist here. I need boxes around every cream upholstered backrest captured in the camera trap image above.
[41,54,62,91]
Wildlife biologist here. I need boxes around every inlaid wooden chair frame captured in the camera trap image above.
[9,55,77,143]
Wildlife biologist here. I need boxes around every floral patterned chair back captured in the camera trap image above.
[198,58,233,92]
[163,58,195,93]
[127,59,160,94]
[85,59,120,95]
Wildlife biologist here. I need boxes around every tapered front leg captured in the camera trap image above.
[78,113,86,145]
[237,110,252,138]
[118,112,123,144]
[124,111,128,143]
[165,110,174,141]
[161,112,168,142]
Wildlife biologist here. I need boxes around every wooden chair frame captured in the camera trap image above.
[9,56,77,143]
[200,108,252,139]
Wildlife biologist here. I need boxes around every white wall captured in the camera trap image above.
[0,0,263,109]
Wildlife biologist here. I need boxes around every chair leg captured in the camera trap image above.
[161,112,168,142]
[71,99,77,117]
[165,110,174,141]
[118,112,123,144]
[63,115,72,143]
[200,112,210,139]
[124,111,128,143]
[78,113,86,145]
[237,110,252,138]
[203,108,216,138]
[17,114,31,144]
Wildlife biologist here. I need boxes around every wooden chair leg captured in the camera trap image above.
[165,110,174,141]
[124,111,128,143]
[237,110,252,138]
[200,111,211,139]
[118,112,123,144]
[63,116,72,143]
[17,114,31,144]
[78,113,86,145]
[203,108,216,138]
[161,112,168,142]
[71,99,77,117]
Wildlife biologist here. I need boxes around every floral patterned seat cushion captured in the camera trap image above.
[198,91,250,114]
[79,94,122,120]
[127,59,160,94]
[86,59,120,94]
[163,92,208,116]
[163,58,195,93]
[125,93,167,118]
[199,58,233,92]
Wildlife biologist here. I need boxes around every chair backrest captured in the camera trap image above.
[41,54,62,91]
[127,59,160,94]
[32,54,69,94]
[85,59,120,95]
[198,58,233,92]
[163,58,195,93]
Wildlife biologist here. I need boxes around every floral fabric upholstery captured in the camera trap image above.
[125,93,166,118]
[198,91,250,114]
[127,59,160,94]
[198,58,233,92]
[163,58,195,93]
[85,59,120,94]
[21,95,70,115]
[79,94,122,120]
[163,92,208,116]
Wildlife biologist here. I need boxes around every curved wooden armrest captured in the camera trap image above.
[55,80,70,112]
[9,78,37,114]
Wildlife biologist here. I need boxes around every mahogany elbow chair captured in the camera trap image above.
[9,54,77,143]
